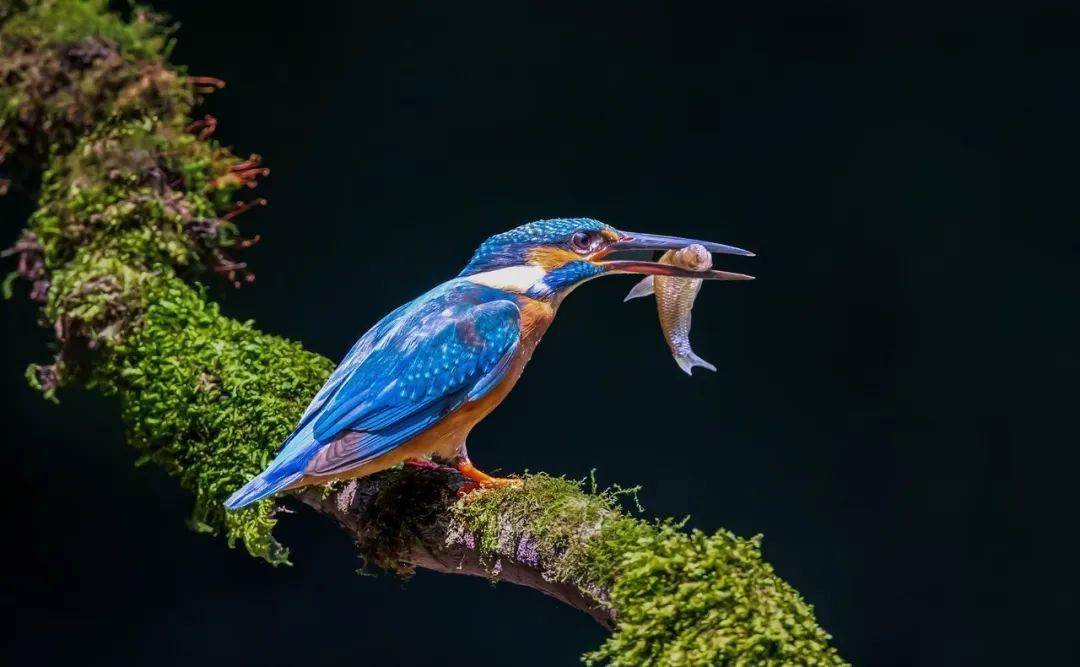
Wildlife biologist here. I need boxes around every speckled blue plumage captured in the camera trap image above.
[460,217,614,276]
[225,280,520,508]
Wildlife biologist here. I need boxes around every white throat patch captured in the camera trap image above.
[465,265,548,293]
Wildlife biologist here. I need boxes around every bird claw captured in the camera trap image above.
[453,458,523,493]
[455,476,522,498]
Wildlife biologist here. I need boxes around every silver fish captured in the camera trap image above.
[624,243,716,375]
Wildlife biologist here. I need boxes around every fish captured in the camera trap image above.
[624,243,717,375]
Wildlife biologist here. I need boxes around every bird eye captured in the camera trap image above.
[570,231,595,254]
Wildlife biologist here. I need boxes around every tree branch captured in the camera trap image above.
[1,2,845,664]
[295,471,616,629]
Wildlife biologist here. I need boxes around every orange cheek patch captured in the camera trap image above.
[527,246,582,270]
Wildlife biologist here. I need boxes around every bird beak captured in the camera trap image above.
[598,230,755,280]
[610,231,755,257]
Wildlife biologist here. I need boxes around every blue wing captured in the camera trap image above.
[225,281,520,509]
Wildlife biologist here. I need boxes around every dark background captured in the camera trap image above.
[4,1,1078,665]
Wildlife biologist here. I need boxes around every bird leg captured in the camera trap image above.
[453,456,522,490]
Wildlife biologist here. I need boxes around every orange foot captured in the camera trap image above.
[455,459,523,491]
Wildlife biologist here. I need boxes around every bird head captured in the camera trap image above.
[459,217,754,300]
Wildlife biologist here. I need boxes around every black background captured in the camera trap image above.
[4,2,1078,665]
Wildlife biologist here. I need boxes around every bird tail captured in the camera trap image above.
[224,469,302,510]
[224,422,317,510]
[674,349,717,376]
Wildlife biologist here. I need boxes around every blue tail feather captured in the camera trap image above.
[224,469,303,509]
[225,422,317,510]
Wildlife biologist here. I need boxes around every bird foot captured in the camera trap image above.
[454,459,523,493]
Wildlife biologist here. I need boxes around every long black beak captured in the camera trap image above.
[610,231,754,257]
[599,230,755,280]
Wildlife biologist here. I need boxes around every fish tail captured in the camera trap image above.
[674,349,717,376]
[623,276,655,301]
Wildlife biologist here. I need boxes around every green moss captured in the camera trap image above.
[1,1,192,172]
[449,474,621,595]
[2,0,293,563]
[451,478,846,666]
[0,2,30,25]
[94,272,332,563]
[585,524,845,665]
[22,115,305,562]
[2,0,173,59]
[45,249,149,345]
[31,118,240,270]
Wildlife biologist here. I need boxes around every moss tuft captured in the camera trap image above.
[583,522,846,666]
[2,0,173,59]
[24,117,266,390]
[1,1,191,176]
[30,118,243,268]
[449,474,620,596]
[95,273,333,563]
[8,49,299,560]
[451,478,846,666]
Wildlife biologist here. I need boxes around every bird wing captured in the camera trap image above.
[293,299,412,429]
[300,283,520,477]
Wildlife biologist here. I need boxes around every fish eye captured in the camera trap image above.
[570,230,597,254]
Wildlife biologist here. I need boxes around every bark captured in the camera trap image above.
[296,472,615,629]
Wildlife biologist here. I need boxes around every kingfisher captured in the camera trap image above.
[226,218,753,509]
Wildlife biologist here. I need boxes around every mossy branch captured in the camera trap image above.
[1,2,846,664]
